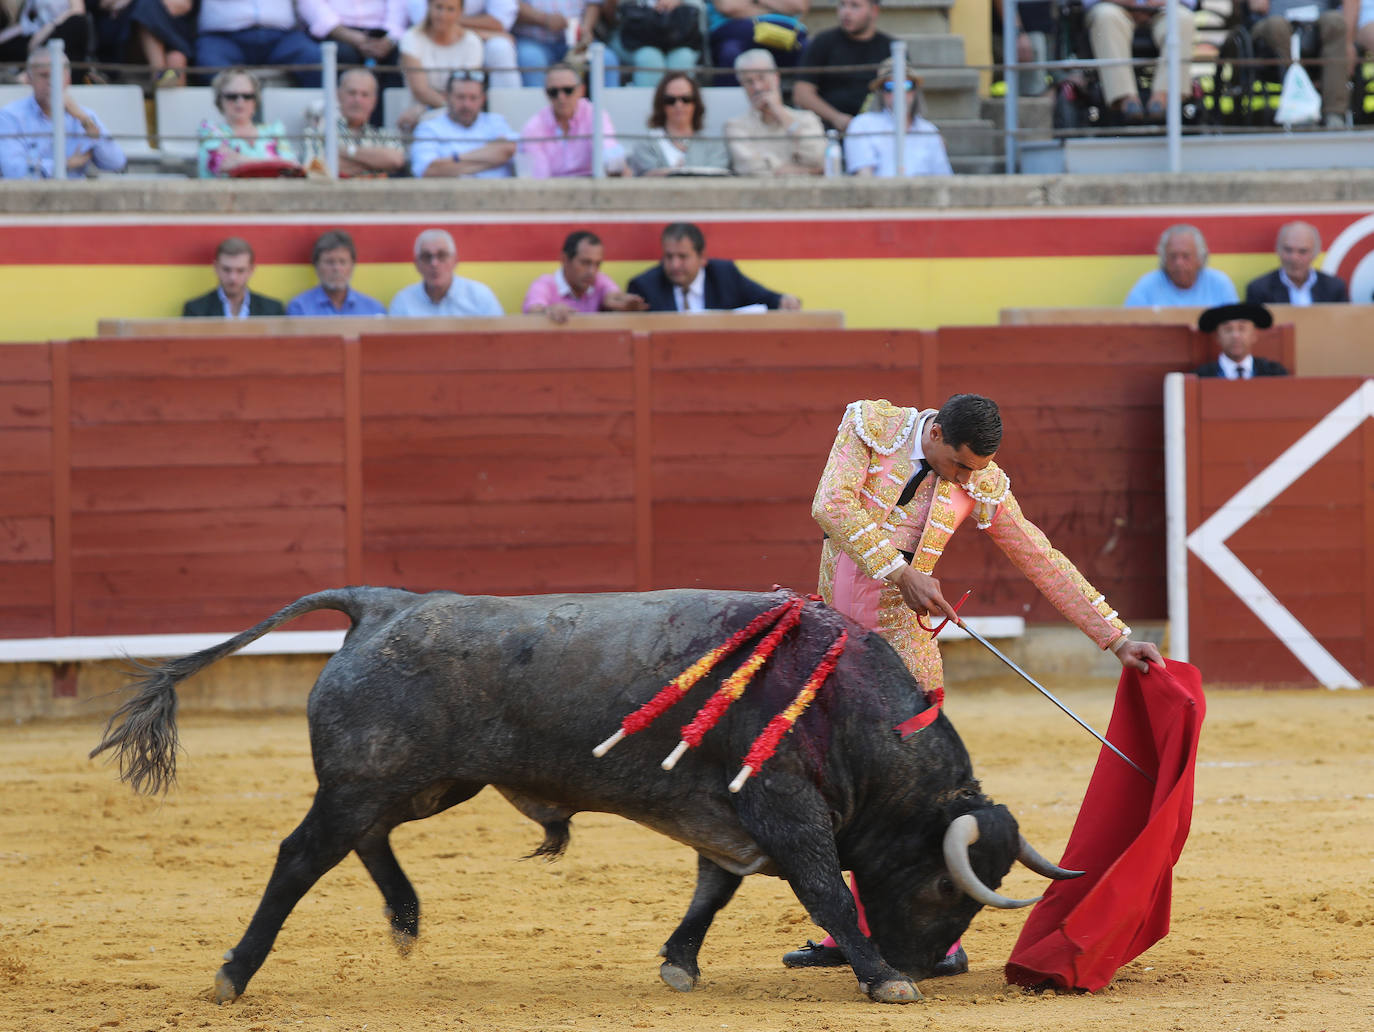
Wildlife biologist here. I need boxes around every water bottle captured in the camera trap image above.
[823,129,842,178]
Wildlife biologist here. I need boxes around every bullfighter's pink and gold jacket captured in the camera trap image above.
[812,399,1129,691]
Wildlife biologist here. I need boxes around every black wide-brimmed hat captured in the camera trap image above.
[1198,302,1273,333]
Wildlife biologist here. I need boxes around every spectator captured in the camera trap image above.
[90,0,196,87]
[398,0,486,131]
[406,0,522,87]
[724,48,824,175]
[842,57,952,177]
[195,0,324,87]
[0,49,126,179]
[0,0,92,67]
[1245,221,1349,305]
[182,237,286,317]
[389,228,505,316]
[519,61,626,176]
[1124,225,1238,307]
[705,0,808,86]
[197,67,303,177]
[411,69,517,176]
[523,229,649,321]
[627,221,801,310]
[303,68,407,176]
[307,0,406,82]
[287,230,388,316]
[1193,302,1289,378]
[1248,0,1347,129]
[792,0,890,132]
[628,70,731,175]
[608,0,703,87]
[1083,0,1195,122]
[512,0,619,87]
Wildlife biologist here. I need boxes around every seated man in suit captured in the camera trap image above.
[182,237,286,318]
[627,222,801,312]
[1244,222,1349,306]
[1193,302,1289,379]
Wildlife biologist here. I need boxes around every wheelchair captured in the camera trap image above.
[1049,0,1206,130]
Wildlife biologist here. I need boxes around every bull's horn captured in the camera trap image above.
[1017,835,1084,880]
[942,814,1041,909]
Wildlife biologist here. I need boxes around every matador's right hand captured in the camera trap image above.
[888,565,960,626]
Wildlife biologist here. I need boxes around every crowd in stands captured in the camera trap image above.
[182,221,799,320]
[0,0,968,180]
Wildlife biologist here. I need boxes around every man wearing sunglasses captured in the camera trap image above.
[389,228,504,317]
[842,57,951,177]
[787,393,1163,976]
[519,62,626,176]
[411,70,518,178]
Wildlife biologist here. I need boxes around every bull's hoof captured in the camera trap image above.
[867,978,922,1004]
[390,926,418,956]
[212,966,241,1005]
[659,961,698,992]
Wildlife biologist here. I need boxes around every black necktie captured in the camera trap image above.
[897,459,932,507]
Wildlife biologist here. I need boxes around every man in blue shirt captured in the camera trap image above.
[287,230,387,317]
[389,229,505,317]
[1124,224,1238,307]
[411,71,517,179]
[0,50,126,180]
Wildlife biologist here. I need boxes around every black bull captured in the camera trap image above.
[92,586,1077,1005]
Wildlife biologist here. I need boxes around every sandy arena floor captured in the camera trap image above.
[0,678,1371,1032]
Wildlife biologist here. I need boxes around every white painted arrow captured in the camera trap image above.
[1185,379,1374,689]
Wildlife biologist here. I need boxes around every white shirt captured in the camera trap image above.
[843,109,952,178]
[674,269,706,312]
[1279,268,1315,306]
[217,287,252,318]
[1217,353,1254,380]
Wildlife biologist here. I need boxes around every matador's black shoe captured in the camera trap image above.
[928,945,969,977]
[782,940,848,968]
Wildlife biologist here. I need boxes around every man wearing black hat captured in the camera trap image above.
[1194,302,1289,379]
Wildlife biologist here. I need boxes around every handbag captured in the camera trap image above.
[619,3,702,53]
[751,12,806,53]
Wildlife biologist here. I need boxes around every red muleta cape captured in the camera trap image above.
[1005,659,1205,991]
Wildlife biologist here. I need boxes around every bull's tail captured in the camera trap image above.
[89,587,371,795]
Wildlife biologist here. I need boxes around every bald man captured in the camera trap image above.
[1244,222,1349,306]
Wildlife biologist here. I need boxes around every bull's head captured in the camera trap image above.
[857,803,1080,979]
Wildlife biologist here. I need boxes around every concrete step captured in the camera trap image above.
[918,68,983,120]
[933,117,1001,157]
[979,95,1055,142]
[897,33,966,68]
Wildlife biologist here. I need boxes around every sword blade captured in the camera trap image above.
[958,622,1156,785]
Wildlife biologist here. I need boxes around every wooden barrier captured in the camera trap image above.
[4,323,1198,641]
[1169,375,1373,686]
[95,311,846,338]
[999,303,1369,376]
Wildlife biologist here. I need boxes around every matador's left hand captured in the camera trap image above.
[1114,638,1164,674]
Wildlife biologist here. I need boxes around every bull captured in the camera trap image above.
[92,586,1079,1005]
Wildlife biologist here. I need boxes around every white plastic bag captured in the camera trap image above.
[1274,33,1321,125]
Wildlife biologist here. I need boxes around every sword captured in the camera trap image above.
[955,619,1156,786]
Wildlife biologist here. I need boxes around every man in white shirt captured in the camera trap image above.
[410,71,517,177]
[389,228,505,317]
[1193,303,1289,379]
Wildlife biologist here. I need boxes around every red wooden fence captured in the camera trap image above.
[0,323,1286,640]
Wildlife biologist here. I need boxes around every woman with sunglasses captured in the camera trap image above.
[398,0,486,131]
[841,57,951,177]
[197,68,302,178]
[628,71,730,175]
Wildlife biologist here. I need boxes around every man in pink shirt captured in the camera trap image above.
[523,230,648,322]
[519,63,626,177]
